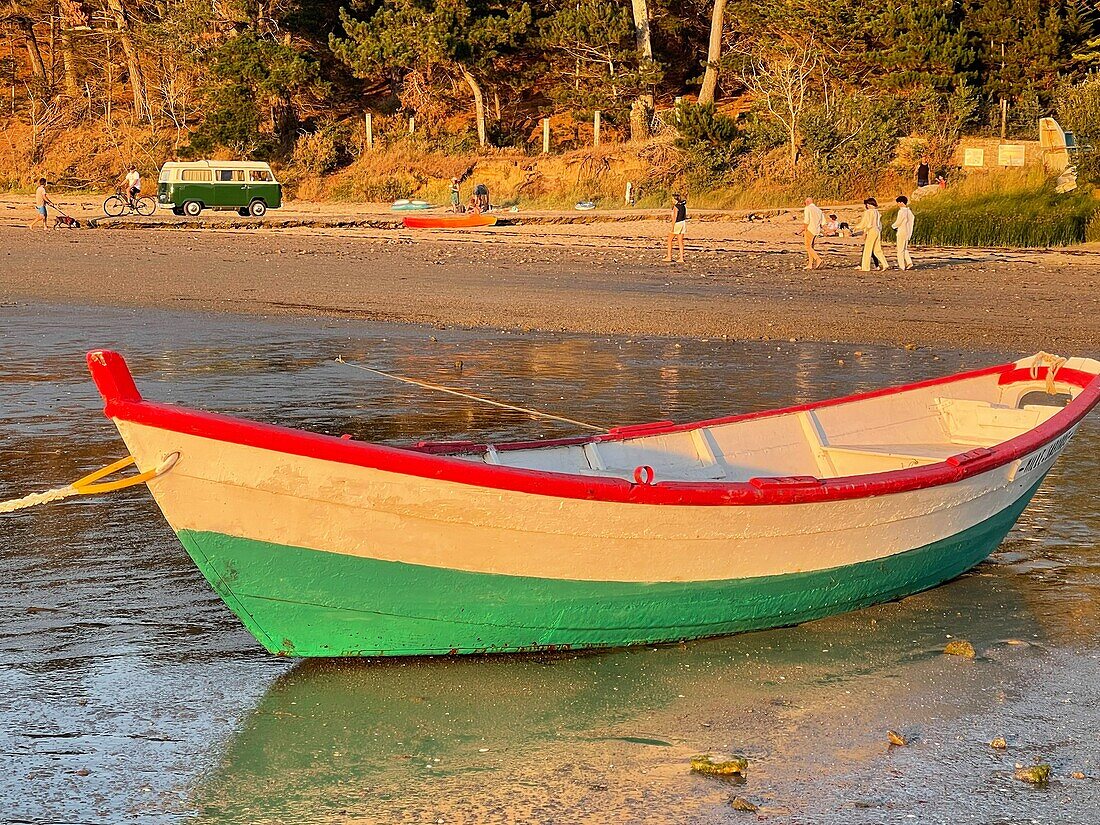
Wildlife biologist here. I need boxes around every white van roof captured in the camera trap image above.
[161,160,274,170]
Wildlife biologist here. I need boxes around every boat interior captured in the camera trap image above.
[443,358,1098,483]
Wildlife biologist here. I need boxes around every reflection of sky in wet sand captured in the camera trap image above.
[0,302,1096,823]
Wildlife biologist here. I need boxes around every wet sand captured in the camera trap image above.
[3,306,1099,823]
[1,205,1098,353]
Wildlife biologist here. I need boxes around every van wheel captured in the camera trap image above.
[172,206,184,216]
[248,199,267,217]
[183,200,203,217]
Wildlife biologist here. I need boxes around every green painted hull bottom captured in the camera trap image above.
[175,481,1043,657]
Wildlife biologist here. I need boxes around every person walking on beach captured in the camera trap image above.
[664,193,687,263]
[856,197,887,271]
[915,156,931,189]
[892,195,915,271]
[800,196,824,269]
[28,178,54,231]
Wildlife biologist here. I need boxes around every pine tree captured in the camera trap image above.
[536,0,658,114]
[332,0,531,146]
[871,0,976,92]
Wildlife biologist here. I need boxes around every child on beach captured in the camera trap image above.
[664,193,687,263]
[800,196,824,269]
[28,178,53,231]
[450,177,461,212]
[892,195,915,271]
[821,213,850,237]
[855,198,887,272]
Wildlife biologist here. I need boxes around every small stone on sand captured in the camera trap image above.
[944,640,976,658]
[887,730,907,747]
[729,796,758,812]
[691,754,748,777]
[1014,763,1051,784]
[990,737,1007,750]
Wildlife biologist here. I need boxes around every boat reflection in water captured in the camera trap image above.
[193,564,1055,823]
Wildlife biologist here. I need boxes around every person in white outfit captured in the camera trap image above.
[800,196,825,269]
[856,197,887,272]
[123,167,141,207]
[892,195,915,271]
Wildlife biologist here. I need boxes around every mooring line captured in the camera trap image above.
[334,357,606,432]
[0,453,178,514]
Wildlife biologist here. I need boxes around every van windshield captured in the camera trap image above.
[158,168,170,183]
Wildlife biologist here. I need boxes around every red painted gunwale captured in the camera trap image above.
[86,351,1100,507]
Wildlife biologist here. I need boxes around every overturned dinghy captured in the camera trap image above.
[87,351,1100,657]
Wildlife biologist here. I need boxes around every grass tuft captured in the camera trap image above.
[883,168,1100,248]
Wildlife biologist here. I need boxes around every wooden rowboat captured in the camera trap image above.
[87,351,1100,658]
[403,213,498,229]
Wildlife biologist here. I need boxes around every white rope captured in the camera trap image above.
[0,453,179,515]
[0,485,80,514]
[1029,351,1067,395]
[334,357,606,432]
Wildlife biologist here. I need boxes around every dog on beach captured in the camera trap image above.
[53,214,81,229]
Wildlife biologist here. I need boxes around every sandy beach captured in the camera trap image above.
[1,195,1097,352]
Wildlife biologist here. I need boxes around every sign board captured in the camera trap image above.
[998,144,1026,167]
[963,147,985,167]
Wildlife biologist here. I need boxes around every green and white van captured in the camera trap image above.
[157,161,282,217]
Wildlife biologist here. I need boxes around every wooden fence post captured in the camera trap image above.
[364,112,374,150]
[408,115,415,135]
[593,110,601,148]
[542,117,550,154]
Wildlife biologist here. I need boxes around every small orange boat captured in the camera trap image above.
[403,213,498,229]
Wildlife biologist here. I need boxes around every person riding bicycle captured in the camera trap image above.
[123,167,141,207]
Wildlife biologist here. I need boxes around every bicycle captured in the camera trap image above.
[103,190,156,217]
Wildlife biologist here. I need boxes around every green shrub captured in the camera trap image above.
[292,121,352,174]
[674,102,744,177]
[801,94,903,191]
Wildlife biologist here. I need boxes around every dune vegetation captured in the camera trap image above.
[881,169,1100,248]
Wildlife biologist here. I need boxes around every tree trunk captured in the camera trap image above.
[105,0,150,124]
[629,0,653,140]
[59,28,79,96]
[629,0,652,59]
[460,67,487,147]
[698,0,726,106]
[630,98,648,141]
[16,17,47,82]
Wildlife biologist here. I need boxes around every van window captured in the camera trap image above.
[158,168,171,183]
[181,169,212,182]
[216,169,246,182]
[249,169,273,183]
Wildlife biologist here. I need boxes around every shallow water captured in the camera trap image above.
[0,302,1097,824]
